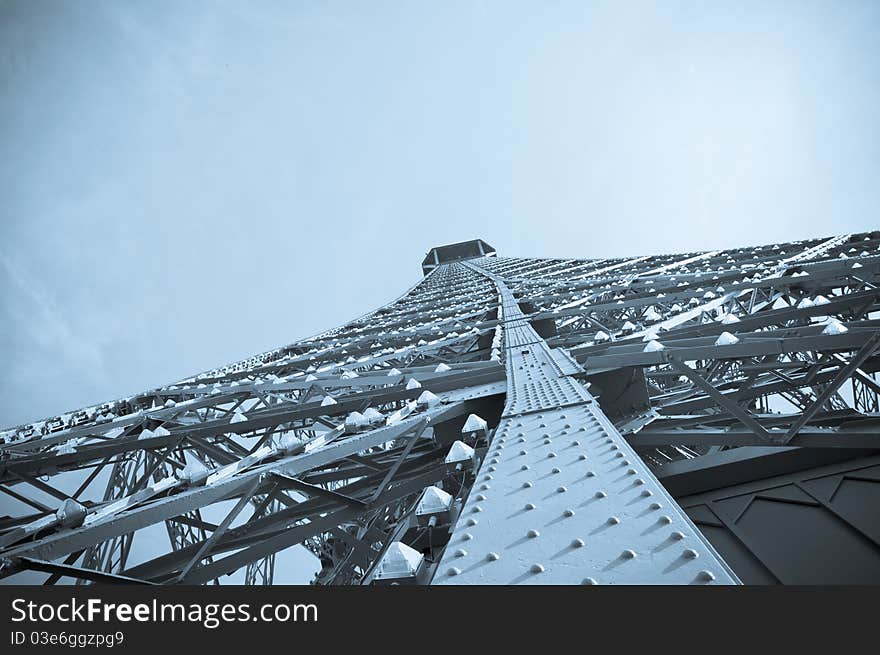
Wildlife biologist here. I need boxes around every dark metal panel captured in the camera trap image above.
[677,455,880,584]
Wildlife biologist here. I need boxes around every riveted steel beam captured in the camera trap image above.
[432,262,740,584]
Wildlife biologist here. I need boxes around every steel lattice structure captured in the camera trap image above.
[2,233,880,585]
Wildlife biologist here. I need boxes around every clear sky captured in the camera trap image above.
[2,0,879,427]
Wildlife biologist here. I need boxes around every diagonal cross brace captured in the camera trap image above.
[269,472,366,507]
[368,418,429,503]
[781,331,880,444]
[669,357,775,443]
[177,476,264,582]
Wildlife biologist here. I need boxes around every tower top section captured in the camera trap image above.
[421,239,496,275]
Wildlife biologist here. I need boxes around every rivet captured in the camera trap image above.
[578,454,588,460]
[641,489,653,497]
[552,467,561,474]
[476,494,487,501]
[571,538,585,548]
[462,533,473,541]
[487,552,500,561]
[488,466,496,472]
[525,503,536,510]
[480,484,490,490]
[581,577,598,585]
[572,440,580,446]
[467,518,478,526]
[447,567,461,576]
[684,549,699,559]
[484,475,494,480]
[622,549,637,559]
[455,549,468,557]
[699,570,715,582]
[520,450,528,456]
[650,502,663,510]
[595,491,607,498]
[563,509,575,517]
[548,452,557,458]
[607,516,620,525]
[527,529,540,538]
[557,486,567,493]
[672,531,686,541]
[472,506,482,513]
[530,563,544,574]
[587,470,595,477]
[518,437,526,442]
[615,453,624,458]
[521,464,530,471]
[627,468,636,475]
[659,515,672,524]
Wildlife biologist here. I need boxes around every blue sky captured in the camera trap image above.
[2,0,879,427]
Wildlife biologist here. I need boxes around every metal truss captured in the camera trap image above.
[2,233,879,585]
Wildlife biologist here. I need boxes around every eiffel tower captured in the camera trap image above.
[2,234,879,585]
